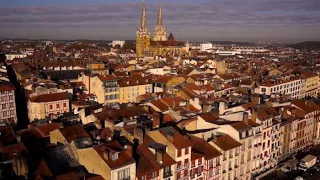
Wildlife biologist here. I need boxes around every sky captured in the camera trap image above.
[1,0,320,43]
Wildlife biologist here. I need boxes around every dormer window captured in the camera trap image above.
[111,152,119,160]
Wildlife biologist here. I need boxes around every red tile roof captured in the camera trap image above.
[0,83,15,91]
[35,123,61,137]
[59,124,89,143]
[158,127,192,149]
[93,141,135,170]
[213,134,241,151]
[0,143,27,160]
[189,135,222,160]
[29,92,68,103]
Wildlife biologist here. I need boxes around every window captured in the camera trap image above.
[49,105,53,110]
[141,176,146,180]
[209,159,213,168]
[241,154,244,164]
[184,159,189,167]
[261,88,266,93]
[177,161,181,170]
[63,103,67,108]
[151,171,157,178]
[229,149,233,157]
[178,149,182,157]
[56,104,60,108]
[118,168,130,180]
[111,152,119,160]
[185,147,189,155]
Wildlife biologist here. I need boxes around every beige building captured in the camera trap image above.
[148,126,193,180]
[78,141,136,180]
[79,74,120,105]
[230,121,255,180]
[210,134,242,180]
[118,76,153,104]
[302,73,319,97]
[28,92,69,121]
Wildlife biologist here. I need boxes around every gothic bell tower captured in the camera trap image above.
[153,4,167,41]
[136,2,151,58]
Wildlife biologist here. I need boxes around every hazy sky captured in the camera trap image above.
[1,0,320,42]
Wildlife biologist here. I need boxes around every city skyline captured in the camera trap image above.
[1,0,320,43]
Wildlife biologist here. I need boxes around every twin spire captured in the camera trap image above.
[138,2,167,41]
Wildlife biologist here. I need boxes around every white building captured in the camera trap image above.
[200,42,213,52]
[5,54,27,61]
[256,77,303,99]
[112,40,126,48]
[215,50,240,56]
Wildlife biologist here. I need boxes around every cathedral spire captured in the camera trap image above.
[139,2,148,32]
[153,4,167,41]
[157,4,163,26]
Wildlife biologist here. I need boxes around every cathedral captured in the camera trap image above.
[136,3,190,58]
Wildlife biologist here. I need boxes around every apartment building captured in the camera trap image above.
[79,74,120,105]
[119,76,153,104]
[28,92,69,121]
[210,134,241,180]
[291,100,320,150]
[279,114,298,161]
[302,73,319,98]
[0,83,16,124]
[256,76,303,99]
[189,135,222,180]
[136,140,176,180]
[148,126,192,180]
[190,152,205,180]
[78,141,136,180]
[256,108,282,172]
[230,122,255,180]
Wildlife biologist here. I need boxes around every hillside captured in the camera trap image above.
[289,41,320,51]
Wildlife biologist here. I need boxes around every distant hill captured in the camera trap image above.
[289,41,320,51]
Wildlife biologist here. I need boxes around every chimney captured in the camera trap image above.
[133,127,144,144]
[281,107,289,119]
[172,99,176,109]
[251,108,257,122]
[186,100,191,111]
[251,94,260,106]
[212,135,217,142]
[219,101,226,114]
[201,104,209,113]
[243,112,249,125]
[159,112,164,125]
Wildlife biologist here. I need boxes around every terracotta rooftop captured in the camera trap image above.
[189,135,222,160]
[59,124,90,143]
[0,83,15,91]
[213,134,241,151]
[93,140,135,170]
[158,126,192,149]
[29,92,68,103]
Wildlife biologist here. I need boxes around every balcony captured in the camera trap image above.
[235,165,238,168]
[163,171,172,178]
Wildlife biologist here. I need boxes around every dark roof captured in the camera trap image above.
[59,124,90,143]
[29,92,69,103]
[42,70,90,80]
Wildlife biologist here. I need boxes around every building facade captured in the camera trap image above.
[0,84,16,124]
